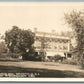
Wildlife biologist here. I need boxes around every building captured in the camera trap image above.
[33,28,71,59]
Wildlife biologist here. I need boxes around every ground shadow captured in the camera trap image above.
[44,64,59,66]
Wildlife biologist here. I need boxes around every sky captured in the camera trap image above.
[0,2,84,35]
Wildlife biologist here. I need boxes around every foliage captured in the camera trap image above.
[46,55,63,62]
[0,42,8,54]
[22,51,42,61]
[64,10,84,65]
[62,58,78,65]
[5,26,35,59]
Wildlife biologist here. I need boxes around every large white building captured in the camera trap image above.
[33,28,71,59]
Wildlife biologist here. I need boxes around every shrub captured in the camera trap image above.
[7,53,21,58]
[22,52,42,61]
[62,58,78,65]
[46,55,64,62]
[0,53,9,58]
[54,55,63,61]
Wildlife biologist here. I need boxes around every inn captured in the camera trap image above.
[33,28,72,60]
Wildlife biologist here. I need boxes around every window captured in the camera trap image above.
[63,46,68,50]
[67,54,72,58]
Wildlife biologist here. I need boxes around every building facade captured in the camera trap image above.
[33,28,71,59]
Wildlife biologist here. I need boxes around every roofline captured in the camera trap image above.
[35,31,70,40]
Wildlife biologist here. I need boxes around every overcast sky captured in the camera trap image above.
[0,2,84,35]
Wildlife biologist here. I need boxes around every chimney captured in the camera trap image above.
[34,28,37,32]
[51,29,55,34]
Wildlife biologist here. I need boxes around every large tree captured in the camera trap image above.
[5,26,35,58]
[64,10,84,64]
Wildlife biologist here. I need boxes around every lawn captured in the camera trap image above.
[0,61,83,77]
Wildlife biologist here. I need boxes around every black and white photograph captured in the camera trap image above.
[0,1,84,81]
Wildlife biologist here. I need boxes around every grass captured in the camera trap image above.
[0,62,84,77]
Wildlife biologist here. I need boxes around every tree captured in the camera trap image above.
[0,34,8,55]
[5,26,35,59]
[64,10,84,64]
[0,42,8,54]
[40,36,48,61]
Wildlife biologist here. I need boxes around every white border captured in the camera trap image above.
[0,78,84,82]
[0,1,84,82]
[0,2,83,6]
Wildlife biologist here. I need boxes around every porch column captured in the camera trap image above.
[66,53,68,58]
